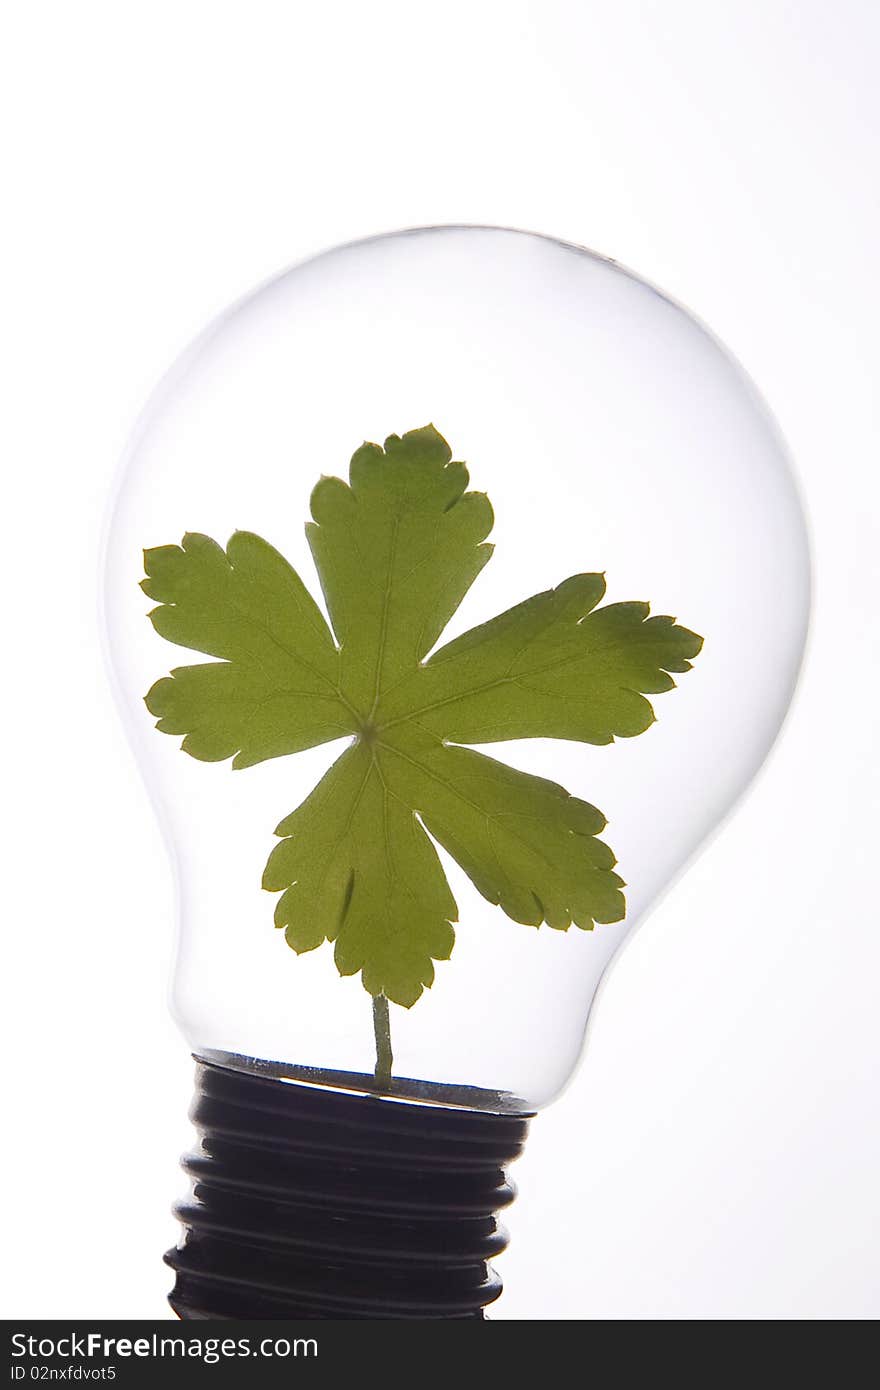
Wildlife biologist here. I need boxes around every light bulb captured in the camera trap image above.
[103,227,809,1319]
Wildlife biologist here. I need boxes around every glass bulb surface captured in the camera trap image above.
[103,226,809,1110]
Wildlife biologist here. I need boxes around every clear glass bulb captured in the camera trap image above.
[103,226,809,1114]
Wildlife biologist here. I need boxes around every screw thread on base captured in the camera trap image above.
[166,1057,532,1320]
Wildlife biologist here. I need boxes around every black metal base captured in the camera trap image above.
[166,1057,533,1319]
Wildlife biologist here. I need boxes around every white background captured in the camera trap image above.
[2,0,878,1320]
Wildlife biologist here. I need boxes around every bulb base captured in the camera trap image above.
[166,1056,533,1319]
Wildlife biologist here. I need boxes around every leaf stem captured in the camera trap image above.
[372,994,393,1088]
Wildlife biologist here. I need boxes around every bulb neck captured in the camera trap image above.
[166,1056,533,1320]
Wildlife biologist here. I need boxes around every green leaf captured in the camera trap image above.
[380,575,702,745]
[306,425,494,712]
[262,742,456,1007]
[380,726,626,931]
[144,425,703,1007]
[143,531,356,768]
